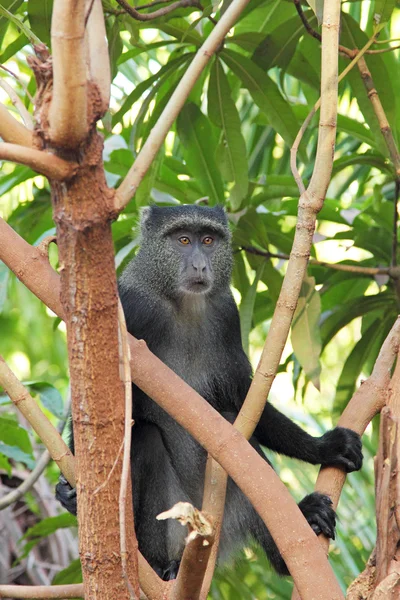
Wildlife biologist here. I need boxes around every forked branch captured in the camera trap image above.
[0,143,78,180]
[0,103,33,147]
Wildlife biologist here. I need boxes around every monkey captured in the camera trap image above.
[56,204,363,581]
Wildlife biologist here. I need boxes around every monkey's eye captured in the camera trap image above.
[202,236,214,245]
[179,236,191,245]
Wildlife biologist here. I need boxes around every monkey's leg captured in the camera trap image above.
[132,422,190,581]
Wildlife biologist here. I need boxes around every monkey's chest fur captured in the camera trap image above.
[131,302,250,508]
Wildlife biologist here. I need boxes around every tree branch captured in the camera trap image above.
[159,503,215,600]
[117,301,139,599]
[0,584,84,598]
[0,449,51,511]
[115,0,202,21]
[85,0,110,113]
[0,356,76,487]
[0,220,344,599]
[0,103,33,147]
[114,0,254,210]
[241,245,400,278]
[0,143,78,180]
[49,0,88,147]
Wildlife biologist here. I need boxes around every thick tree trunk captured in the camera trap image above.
[51,130,139,599]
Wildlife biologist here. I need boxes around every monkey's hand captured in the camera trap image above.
[318,427,363,473]
[299,493,336,539]
[55,474,77,515]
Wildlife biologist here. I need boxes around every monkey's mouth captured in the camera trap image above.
[184,279,210,294]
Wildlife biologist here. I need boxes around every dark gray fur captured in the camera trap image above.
[56,204,363,580]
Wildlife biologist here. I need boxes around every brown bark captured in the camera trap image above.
[49,131,139,599]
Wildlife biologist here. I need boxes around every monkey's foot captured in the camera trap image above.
[55,474,77,516]
[162,560,180,581]
[298,492,336,539]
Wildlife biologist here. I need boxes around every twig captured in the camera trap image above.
[0,356,76,487]
[0,104,33,147]
[0,584,84,598]
[241,245,400,278]
[115,0,202,20]
[49,0,88,147]
[0,78,33,129]
[114,0,254,210]
[367,44,400,54]
[117,300,138,600]
[160,503,215,600]
[0,143,78,180]
[290,36,377,193]
[0,450,51,511]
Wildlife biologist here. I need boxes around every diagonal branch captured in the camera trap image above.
[0,356,76,488]
[0,103,33,147]
[49,0,88,147]
[0,143,78,180]
[114,0,253,211]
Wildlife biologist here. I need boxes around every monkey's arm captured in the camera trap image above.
[254,403,363,472]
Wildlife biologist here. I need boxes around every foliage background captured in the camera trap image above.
[0,0,399,596]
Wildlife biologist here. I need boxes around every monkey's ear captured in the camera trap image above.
[140,206,152,229]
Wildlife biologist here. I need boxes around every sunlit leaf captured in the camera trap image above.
[291,275,322,390]
[208,59,248,210]
[176,103,224,205]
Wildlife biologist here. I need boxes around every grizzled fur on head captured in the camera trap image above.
[121,204,233,300]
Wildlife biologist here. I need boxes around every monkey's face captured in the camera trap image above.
[168,229,221,295]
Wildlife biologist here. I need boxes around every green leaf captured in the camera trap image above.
[27,0,53,46]
[320,292,395,349]
[221,49,306,162]
[23,513,77,540]
[0,0,23,47]
[252,13,316,72]
[0,417,34,468]
[52,558,82,585]
[208,60,248,210]
[0,261,10,312]
[305,0,324,24]
[176,103,224,205]
[333,318,382,416]
[135,151,163,207]
[291,275,322,390]
[240,263,265,355]
[25,382,64,419]
[20,513,77,558]
[112,53,190,128]
[374,0,396,25]
[0,443,35,470]
[0,452,11,476]
[332,152,393,177]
